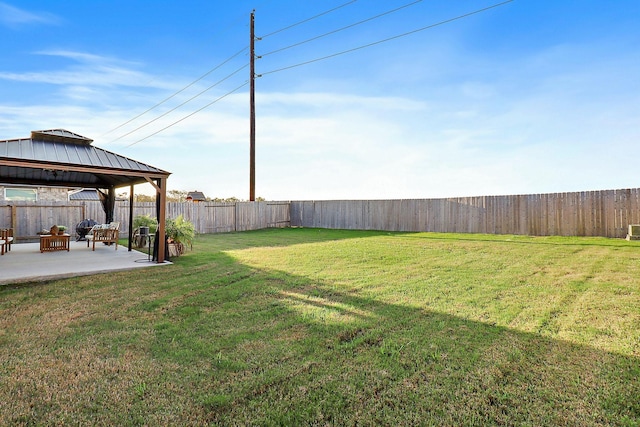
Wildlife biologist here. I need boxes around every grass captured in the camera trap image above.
[0,228,638,426]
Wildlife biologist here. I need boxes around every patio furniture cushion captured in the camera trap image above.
[87,223,120,251]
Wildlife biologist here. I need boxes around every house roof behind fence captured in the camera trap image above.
[186,191,207,201]
[69,188,101,201]
[0,129,170,189]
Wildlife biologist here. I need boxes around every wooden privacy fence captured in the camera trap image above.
[2,188,639,240]
[0,201,291,240]
[68,201,291,236]
[290,189,640,239]
[0,204,86,240]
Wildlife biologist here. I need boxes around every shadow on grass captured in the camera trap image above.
[141,252,639,426]
[2,233,638,426]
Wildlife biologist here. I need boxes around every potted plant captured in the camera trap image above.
[165,215,195,256]
[133,214,158,234]
[57,226,67,235]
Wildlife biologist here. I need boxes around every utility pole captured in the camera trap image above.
[249,10,256,201]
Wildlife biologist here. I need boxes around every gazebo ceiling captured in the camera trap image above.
[0,129,170,189]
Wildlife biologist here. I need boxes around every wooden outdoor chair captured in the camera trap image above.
[1,228,13,255]
[87,222,120,251]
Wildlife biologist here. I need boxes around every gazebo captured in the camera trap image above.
[0,129,171,263]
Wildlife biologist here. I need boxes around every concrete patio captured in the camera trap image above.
[0,239,170,286]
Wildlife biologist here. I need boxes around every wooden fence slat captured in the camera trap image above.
[3,188,640,240]
[288,188,640,238]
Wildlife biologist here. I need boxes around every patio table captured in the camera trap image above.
[40,234,71,252]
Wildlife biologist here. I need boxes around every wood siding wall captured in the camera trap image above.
[290,189,640,238]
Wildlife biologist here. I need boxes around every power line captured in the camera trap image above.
[260,0,358,39]
[110,63,248,144]
[261,0,422,58]
[114,1,512,147]
[100,46,248,139]
[100,2,425,142]
[99,6,260,147]
[126,81,249,148]
[260,0,514,76]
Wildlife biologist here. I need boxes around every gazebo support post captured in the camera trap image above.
[157,178,167,263]
[107,187,116,223]
[97,188,115,224]
[145,176,167,264]
[127,184,134,252]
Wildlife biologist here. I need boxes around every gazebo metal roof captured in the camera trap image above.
[0,129,169,188]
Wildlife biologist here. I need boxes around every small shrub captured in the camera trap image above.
[133,215,158,233]
[166,215,195,255]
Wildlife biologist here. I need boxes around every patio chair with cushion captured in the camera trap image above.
[87,222,120,251]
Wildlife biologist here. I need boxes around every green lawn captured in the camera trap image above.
[1,228,638,426]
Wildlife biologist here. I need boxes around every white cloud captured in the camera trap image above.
[0,2,60,28]
[2,25,639,202]
[0,50,164,89]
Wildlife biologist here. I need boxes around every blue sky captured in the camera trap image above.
[1,0,638,200]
